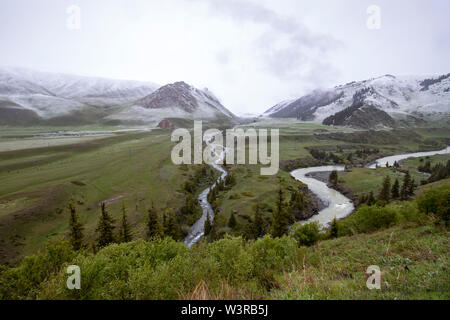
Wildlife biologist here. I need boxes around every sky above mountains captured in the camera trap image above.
[1,0,449,115]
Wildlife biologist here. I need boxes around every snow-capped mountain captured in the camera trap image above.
[264,74,450,128]
[0,68,235,126]
[105,81,236,124]
[0,67,160,119]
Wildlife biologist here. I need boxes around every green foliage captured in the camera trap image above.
[391,178,400,199]
[147,205,163,239]
[163,208,182,241]
[271,188,294,237]
[118,203,132,243]
[329,218,339,238]
[417,184,450,223]
[337,205,398,235]
[243,205,266,240]
[68,203,84,251]
[95,203,116,248]
[228,212,237,229]
[401,171,412,200]
[378,176,391,202]
[329,170,338,188]
[25,236,298,299]
[0,240,75,299]
[204,214,212,236]
[289,222,320,247]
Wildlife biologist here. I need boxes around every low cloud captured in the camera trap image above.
[199,0,342,86]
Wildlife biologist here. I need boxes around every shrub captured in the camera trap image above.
[417,184,450,223]
[0,240,75,299]
[289,222,320,247]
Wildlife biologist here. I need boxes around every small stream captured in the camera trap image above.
[183,135,228,247]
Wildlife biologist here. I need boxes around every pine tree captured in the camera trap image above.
[68,203,84,251]
[271,188,290,237]
[329,218,338,238]
[391,178,400,199]
[367,191,376,206]
[378,176,391,202]
[401,171,412,200]
[147,204,163,239]
[329,170,338,188]
[118,202,132,243]
[204,213,212,236]
[228,211,237,228]
[408,178,416,197]
[253,204,265,238]
[95,203,115,248]
[164,208,181,240]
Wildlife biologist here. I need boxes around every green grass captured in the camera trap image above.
[269,224,449,299]
[0,129,201,264]
[340,154,450,197]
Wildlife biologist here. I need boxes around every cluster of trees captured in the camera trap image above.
[68,202,133,252]
[418,160,450,184]
[183,165,215,194]
[359,171,416,207]
[309,149,342,164]
[207,171,236,208]
[68,201,185,252]
[354,148,380,159]
[146,205,182,240]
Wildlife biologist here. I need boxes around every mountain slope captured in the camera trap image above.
[265,73,450,128]
[106,81,236,124]
[0,67,160,120]
[0,68,235,126]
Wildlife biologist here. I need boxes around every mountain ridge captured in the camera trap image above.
[264,73,450,128]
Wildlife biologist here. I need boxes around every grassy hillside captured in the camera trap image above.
[0,182,448,300]
[0,129,205,264]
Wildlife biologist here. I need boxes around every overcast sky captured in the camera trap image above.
[1,0,449,115]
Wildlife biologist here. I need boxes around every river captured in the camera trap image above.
[291,146,450,228]
[185,145,449,245]
[183,135,228,247]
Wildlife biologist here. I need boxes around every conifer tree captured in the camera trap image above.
[164,208,181,240]
[68,203,84,251]
[253,204,265,238]
[329,218,338,238]
[147,204,163,239]
[228,211,237,228]
[204,213,212,236]
[391,178,400,199]
[329,170,338,188]
[408,178,416,197]
[378,176,391,202]
[271,188,290,237]
[95,203,115,248]
[401,171,412,200]
[118,202,132,243]
[367,191,376,206]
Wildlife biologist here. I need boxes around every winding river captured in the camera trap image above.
[291,146,450,227]
[185,144,450,245]
[184,135,228,247]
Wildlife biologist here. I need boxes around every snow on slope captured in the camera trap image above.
[106,81,236,124]
[0,67,160,118]
[267,74,450,123]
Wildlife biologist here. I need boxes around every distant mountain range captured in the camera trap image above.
[264,74,450,129]
[0,67,236,126]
